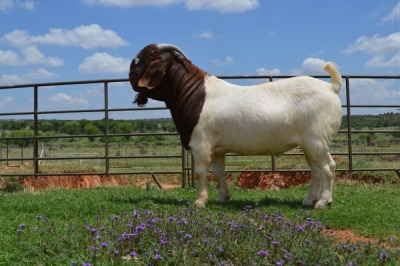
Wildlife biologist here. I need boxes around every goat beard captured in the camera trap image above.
[133,91,149,106]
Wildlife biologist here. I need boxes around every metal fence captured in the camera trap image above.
[1,75,399,187]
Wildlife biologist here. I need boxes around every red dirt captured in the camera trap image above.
[236,171,310,190]
[323,228,397,250]
[20,175,127,189]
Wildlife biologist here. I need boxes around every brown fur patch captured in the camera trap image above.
[129,45,207,149]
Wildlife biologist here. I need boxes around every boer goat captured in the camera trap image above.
[129,44,342,209]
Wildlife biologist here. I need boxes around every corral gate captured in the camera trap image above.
[1,75,399,187]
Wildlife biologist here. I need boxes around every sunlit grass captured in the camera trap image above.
[1,184,399,265]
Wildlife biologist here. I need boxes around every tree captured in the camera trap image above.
[8,129,34,148]
[62,121,81,135]
[83,124,100,142]
[39,121,54,132]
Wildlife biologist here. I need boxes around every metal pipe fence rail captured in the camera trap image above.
[0,75,399,188]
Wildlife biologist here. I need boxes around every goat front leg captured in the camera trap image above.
[192,149,211,208]
[211,154,230,203]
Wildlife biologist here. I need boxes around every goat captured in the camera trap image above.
[129,44,342,209]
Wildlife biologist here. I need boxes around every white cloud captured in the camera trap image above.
[349,78,399,105]
[285,57,332,75]
[0,68,56,85]
[0,46,63,66]
[299,57,329,75]
[192,30,216,39]
[0,0,35,12]
[0,49,20,66]
[344,33,399,55]
[256,67,281,76]
[211,55,233,67]
[0,96,14,106]
[382,2,400,22]
[0,0,13,12]
[3,24,128,49]
[79,52,130,74]
[48,93,89,107]
[26,68,56,79]
[344,33,400,68]
[256,58,334,76]
[17,0,35,10]
[185,0,258,13]
[82,0,182,8]
[82,0,259,13]
[0,74,22,85]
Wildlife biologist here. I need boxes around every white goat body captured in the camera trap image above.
[192,75,341,156]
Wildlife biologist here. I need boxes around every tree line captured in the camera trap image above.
[1,113,400,148]
[0,119,177,148]
[340,112,400,129]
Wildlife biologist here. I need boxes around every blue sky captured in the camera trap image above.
[1,0,400,118]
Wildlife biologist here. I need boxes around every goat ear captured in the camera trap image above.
[138,56,171,90]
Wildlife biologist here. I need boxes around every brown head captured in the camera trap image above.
[129,44,191,106]
[129,44,207,149]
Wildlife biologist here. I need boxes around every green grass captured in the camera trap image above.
[0,183,399,265]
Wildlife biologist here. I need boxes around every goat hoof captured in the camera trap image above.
[314,200,331,209]
[217,195,230,204]
[301,198,316,207]
[194,199,207,208]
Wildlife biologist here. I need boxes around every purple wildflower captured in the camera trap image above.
[129,251,138,257]
[90,246,99,252]
[217,245,223,252]
[297,259,307,265]
[295,225,304,232]
[82,262,92,266]
[153,253,163,261]
[160,237,169,245]
[257,250,269,257]
[101,242,109,248]
[136,224,145,233]
[272,240,280,245]
[380,252,389,260]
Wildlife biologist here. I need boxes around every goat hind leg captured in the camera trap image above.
[314,154,335,209]
[302,154,321,207]
[211,154,230,203]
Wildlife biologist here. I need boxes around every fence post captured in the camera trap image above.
[345,77,353,172]
[33,85,39,177]
[104,81,110,176]
[181,146,186,188]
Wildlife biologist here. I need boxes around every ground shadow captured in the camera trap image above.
[109,193,304,211]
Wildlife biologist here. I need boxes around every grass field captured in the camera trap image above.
[0,182,399,265]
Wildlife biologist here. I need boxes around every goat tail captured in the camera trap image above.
[323,62,342,94]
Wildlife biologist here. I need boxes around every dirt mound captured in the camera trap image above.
[236,171,311,190]
[20,175,126,190]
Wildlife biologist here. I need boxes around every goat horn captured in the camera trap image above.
[157,44,189,59]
